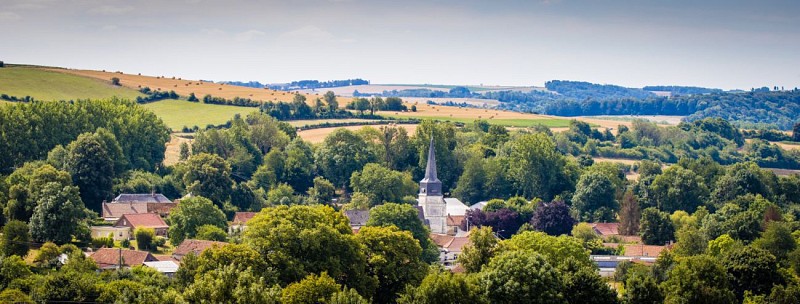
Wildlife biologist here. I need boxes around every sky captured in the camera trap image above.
[1,0,799,90]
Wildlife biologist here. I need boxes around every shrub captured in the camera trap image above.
[111,77,120,86]
[121,239,131,248]
[134,228,155,251]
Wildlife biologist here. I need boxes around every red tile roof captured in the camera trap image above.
[590,223,620,236]
[173,239,228,259]
[115,213,168,229]
[103,202,148,219]
[622,244,669,257]
[430,234,470,253]
[446,215,465,227]
[232,212,258,224]
[90,248,157,269]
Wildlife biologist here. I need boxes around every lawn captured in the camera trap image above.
[381,113,573,128]
[142,99,259,131]
[0,66,143,101]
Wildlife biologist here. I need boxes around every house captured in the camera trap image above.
[590,223,620,238]
[102,193,178,222]
[113,193,173,204]
[143,261,180,278]
[90,226,131,241]
[342,208,425,234]
[172,239,228,261]
[90,248,157,270]
[114,213,169,237]
[343,210,370,233]
[469,201,488,211]
[444,198,469,216]
[430,234,471,267]
[229,212,258,233]
[446,215,465,236]
[102,202,148,222]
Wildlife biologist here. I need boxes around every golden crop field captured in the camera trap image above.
[51,68,322,103]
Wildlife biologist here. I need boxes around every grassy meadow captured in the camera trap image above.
[142,99,259,131]
[381,113,573,127]
[0,66,143,101]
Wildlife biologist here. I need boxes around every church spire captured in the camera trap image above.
[424,135,439,182]
[420,135,442,195]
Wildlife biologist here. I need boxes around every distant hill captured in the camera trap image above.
[642,85,723,95]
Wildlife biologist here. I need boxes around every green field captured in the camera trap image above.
[142,99,259,131]
[0,66,143,101]
[382,114,572,127]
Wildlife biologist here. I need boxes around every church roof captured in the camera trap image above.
[420,136,440,183]
[444,198,469,216]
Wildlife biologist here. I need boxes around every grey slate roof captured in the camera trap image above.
[112,193,172,204]
[344,210,370,227]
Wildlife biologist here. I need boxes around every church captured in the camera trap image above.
[418,136,469,235]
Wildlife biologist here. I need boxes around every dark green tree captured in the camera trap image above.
[458,226,498,273]
[723,246,783,300]
[356,226,427,303]
[753,221,797,261]
[661,255,736,304]
[624,272,663,304]
[508,132,570,201]
[350,163,417,206]
[1,220,30,257]
[307,177,336,205]
[324,91,338,112]
[244,205,376,296]
[167,196,227,246]
[182,153,233,208]
[398,268,485,304]
[639,207,674,245]
[67,132,114,212]
[649,166,708,213]
[793,122,800,142]
[28,183,89,244]
[367,203,439,263]
[572,172,618,222]
[479,250,566,304]
[315,129,376,188]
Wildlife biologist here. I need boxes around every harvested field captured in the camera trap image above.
[52,68,320,103]
[298,124,418,144]
[163,134,193,166]
[287,118,382,127]
[774,141,800,151]
[379,103,629,129]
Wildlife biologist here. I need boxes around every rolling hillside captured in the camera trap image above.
[0,65,143,101]
[53,68,321,103]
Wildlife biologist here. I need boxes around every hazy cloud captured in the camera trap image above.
[279,25,337,42]
[0,12,22,21]
[88,5,134,15]
[234,30,266,42]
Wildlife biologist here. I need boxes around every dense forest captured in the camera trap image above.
[3,97,800,303]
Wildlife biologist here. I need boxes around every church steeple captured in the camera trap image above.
[420,136,442,196]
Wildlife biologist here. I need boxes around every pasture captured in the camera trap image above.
[141,99,258,131]
[0,66,143,101]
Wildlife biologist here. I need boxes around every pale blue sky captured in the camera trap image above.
[1,0,798,89]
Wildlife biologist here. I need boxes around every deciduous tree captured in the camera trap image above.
[367,203,439,263]
[167,196,227,246]
[531,201,575,236]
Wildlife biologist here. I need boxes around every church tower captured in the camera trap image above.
[418,136,447,234]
